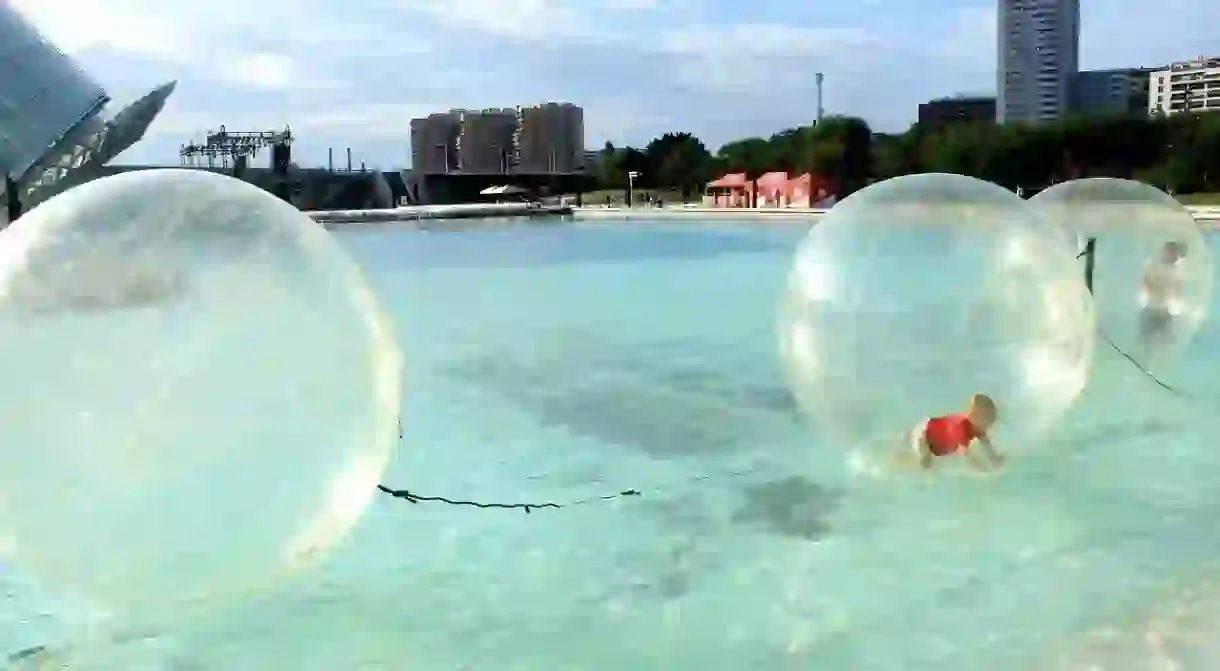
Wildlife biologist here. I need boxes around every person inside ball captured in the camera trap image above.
[1139,240,1186,359]
[908,393,1005,472]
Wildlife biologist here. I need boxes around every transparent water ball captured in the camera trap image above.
[779,173,1095,459]
[0,169,401,625]
[1030,178,1211,373]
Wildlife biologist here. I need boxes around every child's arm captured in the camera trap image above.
[961,447,991,472]
[974,434,1006,468]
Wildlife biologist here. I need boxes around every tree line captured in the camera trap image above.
[591,112,1220,201]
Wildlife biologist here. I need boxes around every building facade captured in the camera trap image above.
[1148,56,1220,116]
[1072,68,1153,117]
[513,102,584,174]
[455,108,516,174]
[996,0,1080,124]
[409,111,460,174]
[411,102,585,175]
[917,96,996,131]
[1,4,175,218]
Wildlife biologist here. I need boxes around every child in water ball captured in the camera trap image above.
[908,393,1006,472]
[1139,241,1186,359]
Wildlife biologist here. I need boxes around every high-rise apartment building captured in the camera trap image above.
[997,0,1080,124]
[1148,56,1220,116]
[455,109,517,174]
[513,102,584,174]
[411,102,584,175]
[409,111,460,174]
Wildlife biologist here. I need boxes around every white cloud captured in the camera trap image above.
[933,6,997,61]
[10,0,187,59]
[396,0,660,41]
[11,0,395,63]
[221,53,300,90]
[657,24,879,95]
[660,24,876,56]
[402,0,588,39]
[293,104,450,136]
[601,0,656,9]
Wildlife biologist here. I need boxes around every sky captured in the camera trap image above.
[9,0,1220,169]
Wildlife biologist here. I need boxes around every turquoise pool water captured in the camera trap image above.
[6,216,1220,670]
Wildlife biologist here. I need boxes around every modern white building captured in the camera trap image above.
[996,0,1080,124]
[1148,56,1220,116]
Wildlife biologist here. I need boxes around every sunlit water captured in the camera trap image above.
[5,216,1220,670]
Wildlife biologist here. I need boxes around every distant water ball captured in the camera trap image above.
[0,169,401,624]
[1030,178,1212,372]
[779,173,1095,457]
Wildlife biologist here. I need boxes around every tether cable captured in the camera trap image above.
[1078,239,1188,398]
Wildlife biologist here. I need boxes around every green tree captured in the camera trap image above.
[812,116,873,196]
[644,132,713,198]
[623,106,1220,201]
[593,141,624,190]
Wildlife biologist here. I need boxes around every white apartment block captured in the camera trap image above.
[997,0,1080,124]
[1148,56,1220,116]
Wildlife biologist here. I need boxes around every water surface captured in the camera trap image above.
[6,216,1220,670]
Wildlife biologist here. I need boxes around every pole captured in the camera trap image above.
[346,148,352,172]
[815,72,824,124]
[329,148,334,172]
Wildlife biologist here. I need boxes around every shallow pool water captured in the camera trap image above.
[5,216,1220,670]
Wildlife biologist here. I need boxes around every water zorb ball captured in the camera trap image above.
[779,173,1095,457]
[0,169,401,623]
[1030,178,1211,373]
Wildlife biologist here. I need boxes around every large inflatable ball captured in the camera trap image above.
[1031,178,1211,373]
[779,173,1094,465]
[0,169,402,626]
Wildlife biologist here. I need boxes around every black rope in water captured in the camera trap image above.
[377,484,641,513]
[1078,237,1189,399]
[382,414,643,513]
[1098,330,1188,398]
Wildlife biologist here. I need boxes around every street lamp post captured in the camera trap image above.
[627,170,640,208]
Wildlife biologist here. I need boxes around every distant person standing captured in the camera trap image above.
[1138,241,1187,361]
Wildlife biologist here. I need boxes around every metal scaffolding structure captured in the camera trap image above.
[179,125,292,169]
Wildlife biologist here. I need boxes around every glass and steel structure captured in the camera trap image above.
[1,4,176,216]
[0,5,108,180]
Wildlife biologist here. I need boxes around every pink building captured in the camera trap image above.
[704,172,837,208]
[756,172,789,206]
[704,172,750,207]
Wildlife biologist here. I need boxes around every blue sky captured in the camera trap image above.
[11,0,1220,169]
